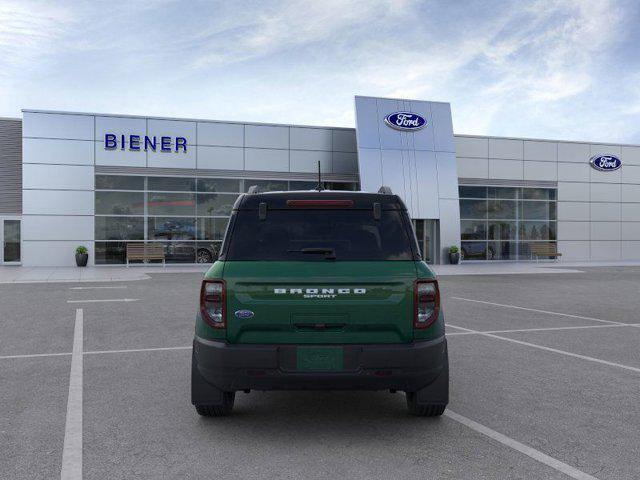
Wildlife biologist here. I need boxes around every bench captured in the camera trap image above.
[126,243,165,267]
[529,243,562,262]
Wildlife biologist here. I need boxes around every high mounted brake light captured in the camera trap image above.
[414,279,440,329]
[200,280,226,328]
[286,199,354,208]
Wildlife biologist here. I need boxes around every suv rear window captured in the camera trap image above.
[225,209,415,261]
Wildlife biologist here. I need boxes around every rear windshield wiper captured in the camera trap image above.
[287,247,336,260]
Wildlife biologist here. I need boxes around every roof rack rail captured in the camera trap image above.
[378,186,393,195]
[247,185,260,194]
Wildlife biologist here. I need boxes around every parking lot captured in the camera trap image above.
[2,267,640,479]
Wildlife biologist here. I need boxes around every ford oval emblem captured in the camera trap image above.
[384,112,427,131]
[234,310,254,319]
[590,155,621,172]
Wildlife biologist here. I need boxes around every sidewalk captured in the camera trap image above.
[0,260,638,284]
[0,265,209,284]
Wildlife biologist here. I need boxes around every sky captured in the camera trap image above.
[1,0,639,143]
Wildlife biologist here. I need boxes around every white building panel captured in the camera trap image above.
[439,198,460,254]
[22,215,93,241]
[488,159,523,180]
[523,161,557,181]
[557,222,589,240]
[332,130,357,153]
[290,128,332,151]
[332,152,358,174]
[430,103,454,153]
[590,203,621,222]
[590,222,620,240]
[621,146,640,166]
[244,148,289,172]
[23,112,94,140]
[622,184,640,203]
[197,122,243,147]
[23,164,94,190]
[558,162,590,182]
[590,144,621,157]
[95,116,146,143]
[455,136,488,158]
[590,166,621,184]
[436,152,459,199]
[357,148,382,193]
[23,190,94,215]
[524,141,557,161]
[590,241,621,261]
[489,138,523,160]
[590,183,620,203]
[558,182,589,202]
[95,143,147,168]
[147,119,196,143]
[380,149,407,202]
[414,150,439,219]
[622,165,640,183]
[22,240,94,267]
[558,142,590,163]
[245,125,289,149]
[197,146,243,171]
[147,148,196,169]
[354,97,380,150]
[457,157,488,178]
[558,202,590,221]
[622,241,640,259]
[290,150,332,174]
[622,203,640,221]
[557,241,589,261]
[622,223,640,240]
[23,138,94,166]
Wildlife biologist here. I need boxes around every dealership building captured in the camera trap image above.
[0,95,639,267]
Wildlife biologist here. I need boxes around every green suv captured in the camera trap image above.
[191,188,449,416]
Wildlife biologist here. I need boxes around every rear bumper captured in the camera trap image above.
[192,335,448,393]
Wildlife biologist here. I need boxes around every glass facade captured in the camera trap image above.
[95,175,358,264]
[459,186,557,261]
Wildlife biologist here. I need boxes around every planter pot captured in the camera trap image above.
[75,253,88,267]
[449,252,460,264]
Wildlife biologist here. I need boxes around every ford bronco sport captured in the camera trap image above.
[192,188,449,416]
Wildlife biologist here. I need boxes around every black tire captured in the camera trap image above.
[406,394,446,417]
[194,392,235,417]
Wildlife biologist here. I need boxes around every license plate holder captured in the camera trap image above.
[296,346,343,371]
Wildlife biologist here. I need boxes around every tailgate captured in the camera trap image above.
[223,261,417,344]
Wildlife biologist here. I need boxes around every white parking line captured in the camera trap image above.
[446,323,640,336]
[66,298,138,304]
[447,323,640,374]
[61,309,83,480]
[445,410,599,480]
[0,351,72,360]
[450,297,624,325]
[69,286,127,290]
[84,346,191,355]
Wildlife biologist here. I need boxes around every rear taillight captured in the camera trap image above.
[200,280,226,328]
[414,279,440,329]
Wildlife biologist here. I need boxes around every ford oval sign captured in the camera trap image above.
[590,155,622,172]
[234,310,254,319]
[384,112,427,131]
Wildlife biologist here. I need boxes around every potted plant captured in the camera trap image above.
[449,245,460,264]
[75,246,88,267]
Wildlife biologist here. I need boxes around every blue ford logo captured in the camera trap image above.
[384,112,427,131]
[590,155,621,171]
[234,310,254,319]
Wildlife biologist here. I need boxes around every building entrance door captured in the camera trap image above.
[412,219,439,264]
[1,218,21,264]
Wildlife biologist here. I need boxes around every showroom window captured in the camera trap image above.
[95,175,358,264]
[459,186,557,261]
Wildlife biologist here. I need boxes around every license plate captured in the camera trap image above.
[296,346,343,371]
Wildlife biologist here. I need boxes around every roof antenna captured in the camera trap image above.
[316,160,323,191]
